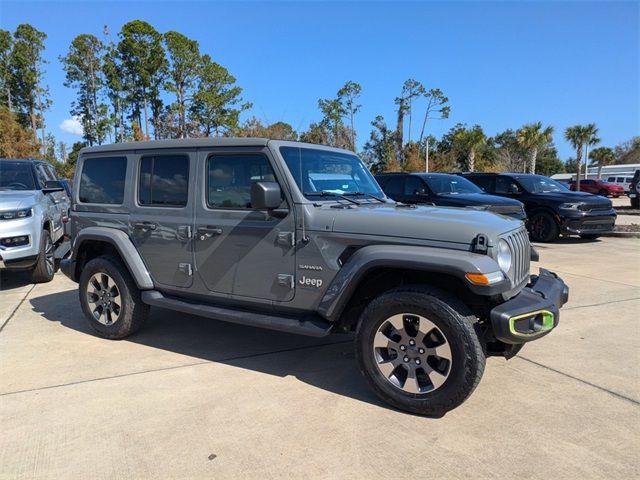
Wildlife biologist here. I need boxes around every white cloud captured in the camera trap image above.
[59,116,84,136]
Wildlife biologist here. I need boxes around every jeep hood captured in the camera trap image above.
[311,203,522,245]
[0,191,39,210]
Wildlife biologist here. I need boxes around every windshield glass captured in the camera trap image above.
[279,146,384,199]
[518,175,567,193]
[0,162,36,190]
[424,175,482,194]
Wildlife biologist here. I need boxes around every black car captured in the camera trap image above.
[375,172,527,221]
[629,170,639,209]
[461,173,617,242]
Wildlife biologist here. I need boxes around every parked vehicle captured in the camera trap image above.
[461,173,616,242]
[606,175,634,193]
[569,179,624,197]
[0,158,70,282]
[61,139,568,416]
[629,170,640,209]
[375,172,526,221]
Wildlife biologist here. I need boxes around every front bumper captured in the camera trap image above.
[559,209,616,235]
[0,217,41,270]
[490,268,569,344]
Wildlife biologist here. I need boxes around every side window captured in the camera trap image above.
[383,176,404,197]
[138,155,189,207]
[495,176,520,194]
[617,177,625,183]
[79,156,127,204]
[607,177,616,182]
[469,176,493,192]
[34,164,52,188]
[404,176,425,195]
[45,164,58,181]
[207,154,277,209]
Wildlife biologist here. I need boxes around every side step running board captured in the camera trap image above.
[141,290,333,338]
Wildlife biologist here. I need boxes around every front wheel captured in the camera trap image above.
[30,230,55,283]
[355,286,486,416]
[529,211,560,242]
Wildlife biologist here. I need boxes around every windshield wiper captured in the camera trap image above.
[303,191,361,205]
[343,191,386,203]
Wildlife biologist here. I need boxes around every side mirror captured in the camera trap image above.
[42,180,64,193]
[251,181,282,210]
[508,185,520,194]
[416,188,429,196]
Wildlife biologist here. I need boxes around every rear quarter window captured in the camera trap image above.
[79,156,127,204]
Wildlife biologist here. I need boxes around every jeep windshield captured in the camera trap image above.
[425,175,482,194]
[279,146,385,201]
[517,175,567,193]
[0,162,36,190]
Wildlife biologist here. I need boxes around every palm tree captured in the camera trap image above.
[565,124,599,191]
[516,122,554,173]
[589,146,615,179]
[455,125,486,172]
[583,123,600,180]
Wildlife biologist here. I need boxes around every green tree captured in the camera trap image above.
[317,97,347,148]
[117,20,166,139]
[565,123,599,190]
[61,34,107,146]
[336,81,362,151]
[418,88,450,144]
[535,145,564,176]
[589,146,615,179]
[190,55,251,137]
[491,129,526,172]
[102,45,126,142]
[235,117,297,140]
[516,122,554,173]
[164,31,200,138]
[0,29,13,109]
[299,122,331,146]
[453,125,486,172]
[362,115,399,173]
[9,24,50,146]
[614,137,640,164]
[398,79,425,144]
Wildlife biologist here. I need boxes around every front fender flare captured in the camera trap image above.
[317,244,505,322]
[68,227,154,289]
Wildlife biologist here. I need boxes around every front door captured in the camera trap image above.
[193,148,296,302]
[129,151,195,288]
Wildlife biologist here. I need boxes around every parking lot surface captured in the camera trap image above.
[1,236,639,479]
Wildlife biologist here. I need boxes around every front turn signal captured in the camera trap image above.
[465,271,504,286]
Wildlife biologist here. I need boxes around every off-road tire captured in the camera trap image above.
[529,211,560,243]
[355,286,486,416]
[631,197,639,209]
[30,230,55,283]
[79,255,149,339]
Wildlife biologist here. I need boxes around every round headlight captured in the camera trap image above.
[497,239,512,273]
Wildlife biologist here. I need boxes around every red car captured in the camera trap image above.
[569,179,624,197]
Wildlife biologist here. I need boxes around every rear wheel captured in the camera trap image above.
[529,211,559,243]
[79,256,149,339]
[632,196,640,209]
[30,230,55,283]
[355,286,485,416]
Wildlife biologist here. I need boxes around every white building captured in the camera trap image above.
[552,163,640,181]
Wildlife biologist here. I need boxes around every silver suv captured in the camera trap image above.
[0,159,70,282]
[62,139,568,416]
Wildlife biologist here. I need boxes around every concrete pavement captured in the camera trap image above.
[1,237,639,479]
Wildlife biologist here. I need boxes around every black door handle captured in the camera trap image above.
[133,221,157,231]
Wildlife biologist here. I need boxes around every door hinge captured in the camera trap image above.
[177,225,192,239]
[277,231,295,247]
[277,274,294,289]
[178,263,193,276]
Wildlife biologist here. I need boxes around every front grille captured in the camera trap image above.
[503,228,530,286]
[580,201,611,212]
[489,205,522,215]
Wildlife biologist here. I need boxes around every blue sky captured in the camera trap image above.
[1,0,638,160]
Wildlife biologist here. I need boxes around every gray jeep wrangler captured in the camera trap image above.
[62,139,568,415]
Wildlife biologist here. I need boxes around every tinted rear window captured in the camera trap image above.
[79,157,127,204]
[138,155,189,207]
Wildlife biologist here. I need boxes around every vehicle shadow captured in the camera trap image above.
[0,271,33,291]
[29,289,394,413]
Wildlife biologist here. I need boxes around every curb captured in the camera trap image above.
[600,231,640,239]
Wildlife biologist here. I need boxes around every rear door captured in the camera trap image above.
[128,151,195,289]
[403,176,428,203]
